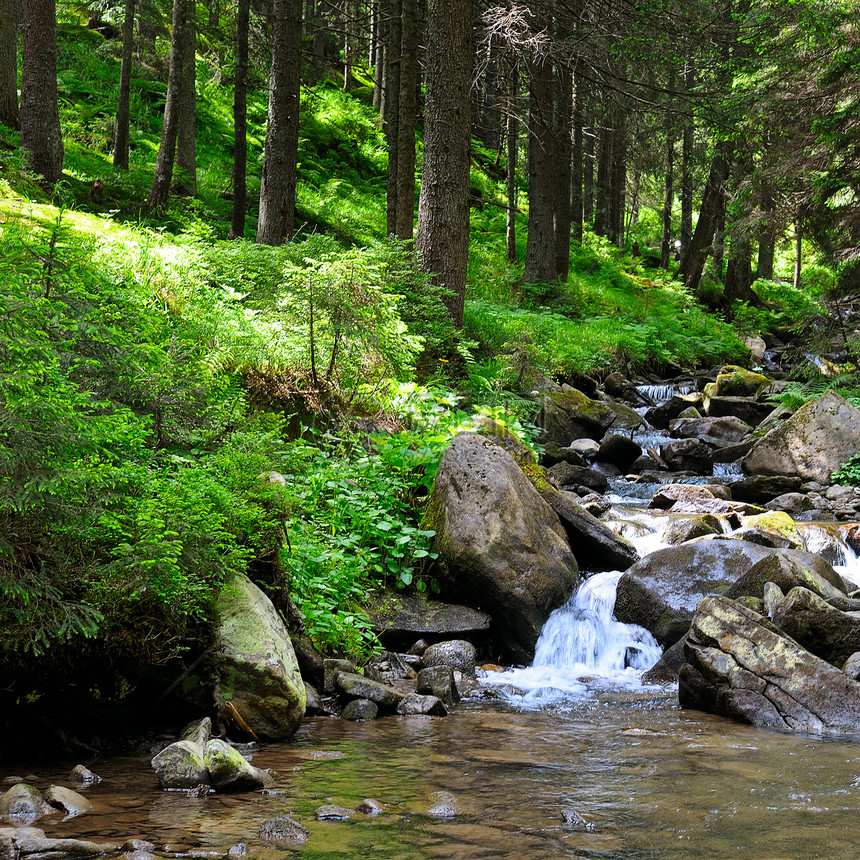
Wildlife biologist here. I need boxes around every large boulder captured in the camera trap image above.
[597,434,642,471]
[742,391,860,482]
[659,439,713,474]
[215,573,306,741]
[730,475,803,503]
[541,489,638,571]
[538,388,616,445]
[0,787,51,825]
[368,594,491,647]
[645,394,704,430]
[614,539,774,645]
[679,595,860,734]
[724,551,849,603]
[705,366,771,398]
[428,432,579,661]
[704,396,775,426]
[151,740,210,791]
[668,416,752,444]
[204,739,271,792]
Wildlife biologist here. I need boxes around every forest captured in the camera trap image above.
[1,0,860,745]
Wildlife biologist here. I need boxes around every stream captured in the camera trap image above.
[7,384,860,859]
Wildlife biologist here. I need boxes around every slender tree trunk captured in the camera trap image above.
[570,72,583,244]
[523,49,555,284]
[372,2,383,111]
[415,0,472,328]
[793,217,803,290]
[553,50,572,280]
[0,0,20,129]
[394,0,417,239]
[20,0,63,182]
[506,60,518,263]
[229,0,250,239]
[583,110,594,223]
[113,0,136,169]
[175,0,197,195]
[680,63,694,257]
[661,130,674,268]
[678,138,732,292]
[608,112,626,246]
[143,0,189,214]
[711,204,725,280]
[256,0,302,244]
[384,0,401,235]
[757,171,776,280]
[593,118,611,237]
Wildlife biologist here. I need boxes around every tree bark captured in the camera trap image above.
[256,0,302,245]
[661,128,674,269]
[506,60,518,263]
[570,72,583,244]
[680,62,694,257]
[229,0,250,239]
[175,0,197,195]
[0,0,20,129]
[553,50,572,280]
[593,116,610,237]
[523,49,555,284]
[394,0,417,239]
[583,110,594,223]
[384,0,401,236]
[678,138,732,292]
[143,0,190,214]
[20,0,63,182]
[113,0,136,169]
[416,0,472,328]
[608,111,626,246]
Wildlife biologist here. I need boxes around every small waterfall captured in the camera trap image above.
[480,571,663,706]
[636,382,694,404]
[799,524,860,587]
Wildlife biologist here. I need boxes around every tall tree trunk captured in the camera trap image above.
[20,0,63,182]
[506,60,518,263]
[570,72,583,244]
[175,0,197,195]
[680,63,694,258]
[372,2,383,111]
[1,0,20,129]
[229,0,250,239]
[793,217,803,290]
[583,110,594,223]
[384,0,401,235]
[661,129,674,269]
[255,0,302,244]
[394,0,417,239]
[593,117,611,237]
[416,0,472,328]
[678,138,732,292]
[553,50,572,280]
[113,0,136,169]
[608,112,626,246]
[143,0,189,214]
[523,48,555,284]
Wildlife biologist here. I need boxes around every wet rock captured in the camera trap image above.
[725,551,848,603]
[426,791,462,818]
[292,633,325,690]
[0,786,51,825]
[542,490,639,570]
[422,640,476,675]
[258,816,310,845]
[668,416,752,444]
[120,841,155,853]
[416,666,459,705]
[641,637,687,683]
[215,573,306,741]
[772,586,860,667]
[597,434,642,472]
[43,788,91,818]
[614,540,774,645]
[764,493,814,515]
[740,511,803,548]
[8,831,120,859]
[660,438,713,474]
[568,439,600,459]
[408,639,430,656]
[67,768,100,788]
[730,475,803,503]
[323,658,355,694]
[704,396,775,426]
[396,694,448,716]
[604,372,653,407]
[705,366,771,398]
[538,387,616,446]
[341,699,378,721]
[368,594,491,646]
[645,394,704,430]
[315,804,352,821]
[729,527,799,550]
[603,398,648,431]
[711,439,756,463]
[151,741,210,791]
[180,717,211,747]
[428,432,579,662]
[547,462,610,494]
[540,441,586,468]
[649,484,718,511]
[124,850,157,860]
[679,595,860,734]
[226,844,246,858]
[561,808,594,831]
[663,514,723,545]
[304,683,323,715]
[335,673,404,709]
[472,415,538,467]
[763,581,785,618]
[356,798,384,815]
[743,391,860,483]
[203,740,270,792]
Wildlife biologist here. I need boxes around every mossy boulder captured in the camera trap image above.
[427,432,579,662]
[742,391,860,482]
[705,365,772,398]
[152,740,210,790]
[741,511,803,548]
[725,550,849,602]
[538,387,616,445]
[215,573,306,741]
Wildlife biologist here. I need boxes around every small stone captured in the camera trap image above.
[69,766,101,786]
[422,640,476,675]
[416,666,459,705]
[426,791,462,818]
[323,658,355,693]
[561,807,594,831]
[356,798,384,815]
[396,694,448,717]
[407,639,430,656]
[315,804,352,821]
[204,739,271,792]
[259,816,310,845]
[763,581,785,619]
[227,844,247,858]
[341,699,378,721]
[44,786,92,817]
[121,840,156,853]
[0,784,51,824]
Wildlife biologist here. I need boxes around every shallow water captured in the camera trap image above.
[12,695,860,860]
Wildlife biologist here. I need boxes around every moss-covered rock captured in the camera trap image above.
[538,387,616,446]
[741,511,803,548]
[705,365,772,398]
[215,573,306,741]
